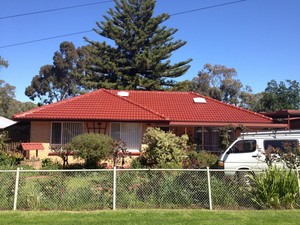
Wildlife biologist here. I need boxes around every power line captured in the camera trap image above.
[0,31,93,49]
[0,0,247,49]
[0,0,114,20]
[171,0,246,16]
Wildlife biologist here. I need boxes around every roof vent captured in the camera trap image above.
[117,91,129,97]
[193,97,206,103]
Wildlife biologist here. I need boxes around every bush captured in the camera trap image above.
[250,166,299,209]
[0,131,9,151]
[141,127,190,168]
[71,133,114,168]
[0,151,23,167]
[41,158,62,170]
[183,151,218,169]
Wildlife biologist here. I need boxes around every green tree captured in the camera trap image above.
[0,57,36,118]
[0,56,8,68]
[84,0,192,90]
[0,80,15,117]
[169,80,194,91]
[238,85,264,111]
[25,42,89,105]
[192,63,243,105]
[258,79,300,112]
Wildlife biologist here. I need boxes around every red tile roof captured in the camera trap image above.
[21,143,44,151]
[13,89,280,127]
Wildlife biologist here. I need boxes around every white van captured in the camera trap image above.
[217,130,300,175]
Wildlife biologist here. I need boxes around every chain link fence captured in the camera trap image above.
[0,168,299,211]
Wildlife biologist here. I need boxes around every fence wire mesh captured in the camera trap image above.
[0,168,299,211]
[0,171,16,210]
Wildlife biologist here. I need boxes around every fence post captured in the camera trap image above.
[13,167,20,211]
[113,166,117,210]
[206,167,213,210]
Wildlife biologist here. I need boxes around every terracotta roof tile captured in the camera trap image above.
[13,89,275,125]
[21,143,44,151]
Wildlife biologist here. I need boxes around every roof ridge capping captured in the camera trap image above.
[190,91,273,122]
[103,89,169,120]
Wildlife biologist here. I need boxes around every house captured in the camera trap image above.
[12,89,287,162]
[0,116,17,129]
[261,110,300,130]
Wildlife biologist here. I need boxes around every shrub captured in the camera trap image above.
[135,171,193,208]
[0,151,23,167]
[0,151,11,165]
[71,133,114,168]
[264,142,300,169]
[250,166,299,209]
[0,131,9,151]
[183,151,218,169]
[141,127,190,168]
[41,158,61,170]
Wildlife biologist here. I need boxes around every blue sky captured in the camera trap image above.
[1,0,299,103]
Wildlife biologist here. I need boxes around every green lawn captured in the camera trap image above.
[0,209,299,225]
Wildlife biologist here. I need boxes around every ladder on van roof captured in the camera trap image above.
[241,130,300,138]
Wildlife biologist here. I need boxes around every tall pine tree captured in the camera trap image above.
[84,0,192,90]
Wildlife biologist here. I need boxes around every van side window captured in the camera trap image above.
[231,140,256,153]
[263,140,299,153]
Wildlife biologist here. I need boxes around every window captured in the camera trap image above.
[111,123,142,151]
[111,123,121,140]
[51,122,84,145]
[264,139,299,153]
[158,127,169,132]
[231,140,256,153]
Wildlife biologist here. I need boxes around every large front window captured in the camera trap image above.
[51,122,84,145]
[111,123,142,151]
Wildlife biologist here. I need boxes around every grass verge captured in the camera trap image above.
[0,209,300,225]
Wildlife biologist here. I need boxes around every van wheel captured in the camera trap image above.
[236,171,254,187]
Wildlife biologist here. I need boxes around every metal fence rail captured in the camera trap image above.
[0,168,299,211]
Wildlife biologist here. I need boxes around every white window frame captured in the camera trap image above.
[51,122,84,145]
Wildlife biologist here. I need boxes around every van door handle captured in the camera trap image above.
[252,155,258,158]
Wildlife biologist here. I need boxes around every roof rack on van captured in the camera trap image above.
[241,130,300,138]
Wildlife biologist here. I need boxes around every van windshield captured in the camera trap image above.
[230,140,256,153]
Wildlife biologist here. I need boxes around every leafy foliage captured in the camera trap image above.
[263,141,300,169]
[250,167,299,209]
[25,42,91,105]
[217,125,244,151]
[183,151,218,169]
[0,131,23,166]
[0,56,8,68]
[0,131,9,151]
[71,133,114,168]
[0,58,36,117]
[0,150,23,166]
[252,142,300,209]
[140,127,190,168]
[84,0,192,90]
[191,64,242,105]
[258,79,300,111]
[0,80,16,117]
